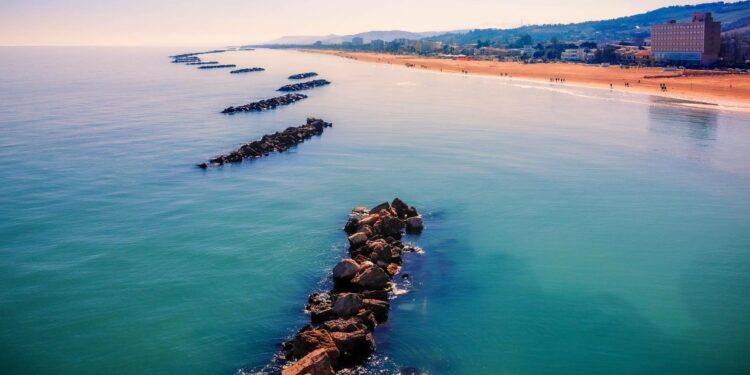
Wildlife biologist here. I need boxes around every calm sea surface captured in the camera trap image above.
[1,47,749,375]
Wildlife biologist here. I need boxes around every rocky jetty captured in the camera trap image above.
[196,118,331,168]
[220,93,307,114]
[186,61,219,65]
[275,198,425,375]
[171,56,200,63]
[198,64,237,69]
[288,72,319,80]
[170,49,226,59]
[278,79,331,92]
[170,50,226,63]
[230,67,265,74]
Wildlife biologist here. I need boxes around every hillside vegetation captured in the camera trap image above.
[426,1,750,44]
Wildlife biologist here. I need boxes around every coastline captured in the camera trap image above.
[301,49,750,113]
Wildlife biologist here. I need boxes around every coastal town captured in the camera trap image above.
[298,13,748,69]
[265,11,750,110]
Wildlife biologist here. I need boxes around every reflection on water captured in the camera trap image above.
[648,103,718,144]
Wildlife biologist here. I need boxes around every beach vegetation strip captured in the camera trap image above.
[197,118,331,168]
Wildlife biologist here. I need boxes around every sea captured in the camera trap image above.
[1,47,749,375]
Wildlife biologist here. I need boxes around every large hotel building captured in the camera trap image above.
[651,13,722,66]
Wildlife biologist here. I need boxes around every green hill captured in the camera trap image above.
[426,1,750,45]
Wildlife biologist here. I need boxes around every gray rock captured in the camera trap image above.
[332,293,363,317]
[348,232,368,249]
[405,216,423,233]
[332,259,360,280]
[353,266,391,290]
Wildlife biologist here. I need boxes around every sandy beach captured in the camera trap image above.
[305,50,750,112]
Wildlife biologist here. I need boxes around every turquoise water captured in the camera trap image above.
[1,47,749,375]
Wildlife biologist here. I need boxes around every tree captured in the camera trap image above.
[580,41,597,49]
[476,39,491,48]
[510,34,533,48]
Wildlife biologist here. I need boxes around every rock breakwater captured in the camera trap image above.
[230,67,265,74]
[170,50,226,63]
[198,64,237,69]
[275,198,425,375]
[288,72,318,80]
[170,49,227,59]
[196,117,332,169]
[171,56,200,63]
[221,93,308,114]
[278,79,331,92]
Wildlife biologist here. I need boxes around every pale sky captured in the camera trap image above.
[0,0,715,46]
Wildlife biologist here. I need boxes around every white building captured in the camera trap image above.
[561,49,582,61]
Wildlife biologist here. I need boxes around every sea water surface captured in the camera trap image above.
[1,47,749,375]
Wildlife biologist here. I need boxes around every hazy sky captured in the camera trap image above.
[0,0,715,46]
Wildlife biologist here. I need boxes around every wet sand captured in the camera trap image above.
[305,50,750,112]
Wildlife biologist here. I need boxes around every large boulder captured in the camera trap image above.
[332,293,362,317]
[307,293,335,323]
[343,216,361,234]
[332,259,359,281]
[291,329,339,362]
[368,241,392,264]
[355,309,378,330]
[347,232,368,249]
[361,289,389,301]
[362,299,389,323]
[282,348,335,375]
[386,263,401,276]
[353,266,391,290]
[405,216,424,234]
[329,330,376,364]
[321,318,367,333]
[378,216,404,238]
[357,214,380,227]
[369,202,390,214]
[391,198,410,218]
[405,206,419,218]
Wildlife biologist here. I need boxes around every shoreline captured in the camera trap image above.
[301,49,750,113]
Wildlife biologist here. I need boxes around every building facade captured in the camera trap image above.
[651,13,721,66]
